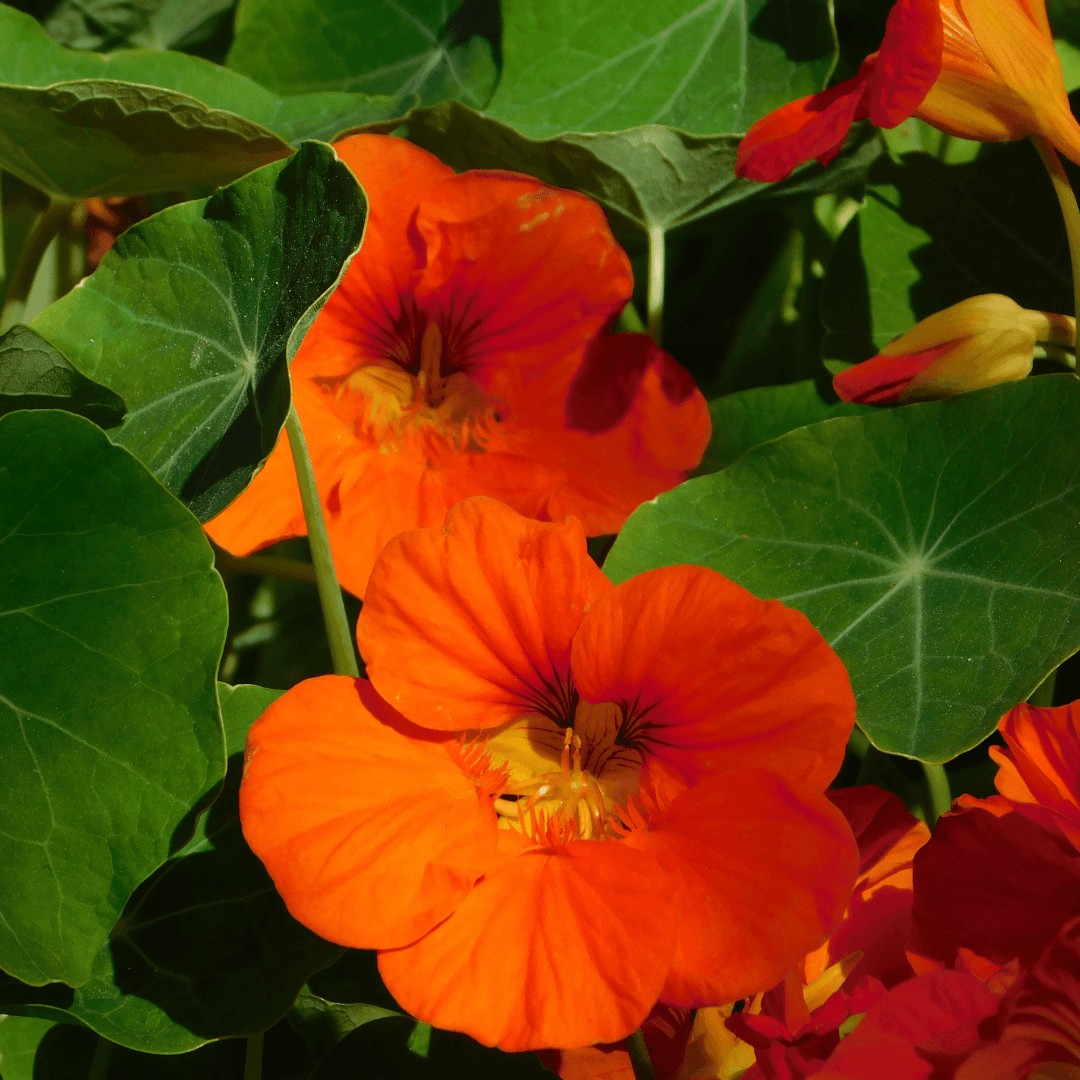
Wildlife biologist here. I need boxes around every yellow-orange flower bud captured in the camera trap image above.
[833,294,1075,405]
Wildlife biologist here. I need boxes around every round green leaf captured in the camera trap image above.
[605,376,1080,763]
[0,409,228,987]
[0,3,409,198]
[694,380,875,476]
[58,683,341,1053]
[485,0,836,139]
[227,0,498,110]
[34,140,367,522]
[0,80,293,200]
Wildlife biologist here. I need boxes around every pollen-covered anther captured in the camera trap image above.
[495,726,610,843]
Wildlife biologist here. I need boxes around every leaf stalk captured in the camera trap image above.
[646,225,665,346]
[921,762,951,829]
[284,405,359,677]
[1033,136,1080,334]
[627,1028,656,1080]
[0,197,73,334]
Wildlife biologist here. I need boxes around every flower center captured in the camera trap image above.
[326,320,498,450]
[486,700,645,843]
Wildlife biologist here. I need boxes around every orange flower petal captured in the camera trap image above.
[358,498,611,730]
[805,786,930,990]
[624,769,858,1007]
[377,837,679,1051]
[411,170,632,405]
[735,62,874,183]
[239,676,499,949]
[570,564,855,788]
[992,700,1080,852]
[292,134,454,382]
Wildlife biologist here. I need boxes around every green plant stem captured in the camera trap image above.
[618,299,646,334]
[244,1031,264,1080]
[0,197,72,333]
[626,1029,655,1080]
[1033,136,1080,332]
[213,545,318,585]
[646,225,665,346]
[284,405,359,677]
[921,762,952,829]
[88,1037,112,1080]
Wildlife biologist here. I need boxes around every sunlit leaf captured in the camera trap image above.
[486,0,836,138]
[0,325,125,426]
[606,377,1080,763]
[0,409,228,987]
[228,0,497,110]
[34,140,366,521]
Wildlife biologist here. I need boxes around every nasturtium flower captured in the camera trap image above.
[832,295,1075,405]
[736,0,1080,183]
[207,134,710,598]
[240,498,859,1051]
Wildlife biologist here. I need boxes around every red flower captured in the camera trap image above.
[737,0,1080,183]
[910,700,1080,971]
[239,498,859,1051]
[206,135,710,597]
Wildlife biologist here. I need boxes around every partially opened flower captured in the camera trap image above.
[207,134,710,597]
[736,0,1080,183]
[832,295,1075,405]
[240,498,859,1051]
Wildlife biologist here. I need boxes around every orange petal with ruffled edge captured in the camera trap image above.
[623,766,858,1007]
[239,676,499,949]
[358,498,611,731]
[805,786,930,990]
[570,564,855,788]
[991,700,1080,852]
[377,837,678,1051]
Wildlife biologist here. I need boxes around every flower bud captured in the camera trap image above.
[832,294,1075,405]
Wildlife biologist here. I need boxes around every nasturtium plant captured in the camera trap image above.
[4,0,1080,1076]
[0,409,227,988]
[607,376,1080,762]
[33,140,367,521]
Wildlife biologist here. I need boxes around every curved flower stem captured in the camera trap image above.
[87,1037,112,1080]
[0,197,73,334]
[244,1031,264,1080]
[626,1028,656,1080]
[921,762,951,829]
[284,405,359,678]
[1033,136,1080,332]
[646,225,665,346]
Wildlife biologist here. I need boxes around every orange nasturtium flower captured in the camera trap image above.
[736,0,1080,183]
[206,134,710,598]
[832,295,1076,405]
[239,498,860,1051]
